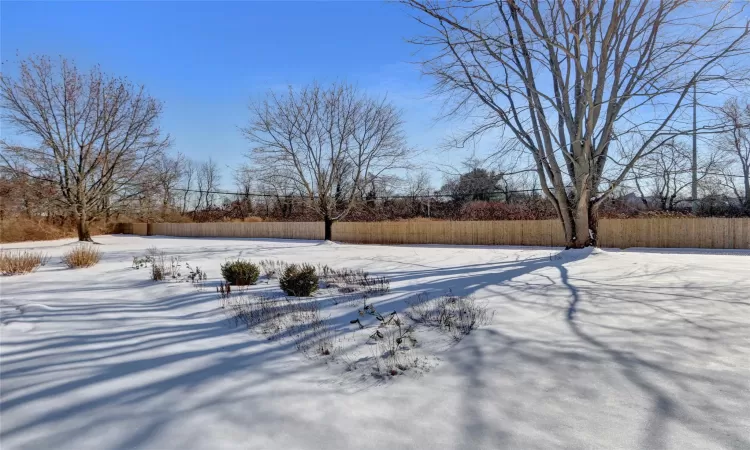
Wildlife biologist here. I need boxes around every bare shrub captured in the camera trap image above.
[185,263,207,288]
[133,246,169,280]
[361,275,390,297]
[226,293,277,331]
[356,301,415,344]
[147,247,171,281]
[370,326,420,377]
[226,293,337,357]
[258,259,288,279]
[217,282,232,305]
[319,265,362,287]
[61,244,100,268]
[348,300,421,377]
[227,293,310,336]
[293,306,338,357]
[132,255,149,269]
[0,250,49,275]
[151,264,165,281]
[406,292,494,340]
[319,265,390,299]
[133,247,199,283]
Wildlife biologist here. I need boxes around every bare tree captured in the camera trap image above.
[632,141,719,210]
[0,167,63,222]
[402,171,435,216]
[233,164,255,217]
[1,56,169,241]
[194,157,221,210]
[198,157,221,209]
[234,165,253,200]
[715,98,750,210]
[243,82,410,240]
[180,159,197,214]
[194,163,206,211]
[258,169,304,219]
[151,152,186,214]
[405,171,433,199]
[405,0,749,247]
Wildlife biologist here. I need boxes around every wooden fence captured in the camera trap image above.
[118,218,750,249]
[597,218,750,249]
[147,222,324,240]
[333,220,567,246]
[118,223,148,236]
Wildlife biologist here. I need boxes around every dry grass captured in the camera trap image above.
[0,250,50,275]
[318,265,391,301]
[1,217,113,243]
[61,244,101,268]
[405,292,494,340]
[224,294,337,357]
[1,218,73,243]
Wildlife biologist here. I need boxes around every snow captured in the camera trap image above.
[1,235,749,450]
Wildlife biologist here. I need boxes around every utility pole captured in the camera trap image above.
[691,77,698,212]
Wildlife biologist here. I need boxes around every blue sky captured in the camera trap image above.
[2,1,472,188]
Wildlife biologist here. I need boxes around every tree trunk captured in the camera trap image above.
[77,215,93,242]
[572,204,592,249]
[562,192,597,249]
[324,216,334,241]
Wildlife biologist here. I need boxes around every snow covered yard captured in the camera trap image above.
[1,235,749,450]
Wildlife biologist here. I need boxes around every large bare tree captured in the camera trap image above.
[243,82,409,240]
[1,56,169,241]
[405,0,749,247]
[715,98,750,210]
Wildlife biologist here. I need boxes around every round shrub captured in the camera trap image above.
[220,259,260,286]
[62,245,100,269]
[279,264,319,297]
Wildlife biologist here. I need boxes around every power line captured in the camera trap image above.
[5,170,748,201]
[166,186,547,200]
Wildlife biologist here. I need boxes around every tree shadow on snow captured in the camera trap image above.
[2,245,748,450]
[450,255,750,449]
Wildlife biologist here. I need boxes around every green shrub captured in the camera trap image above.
[279,264,319,297]
[220,259,260,286]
